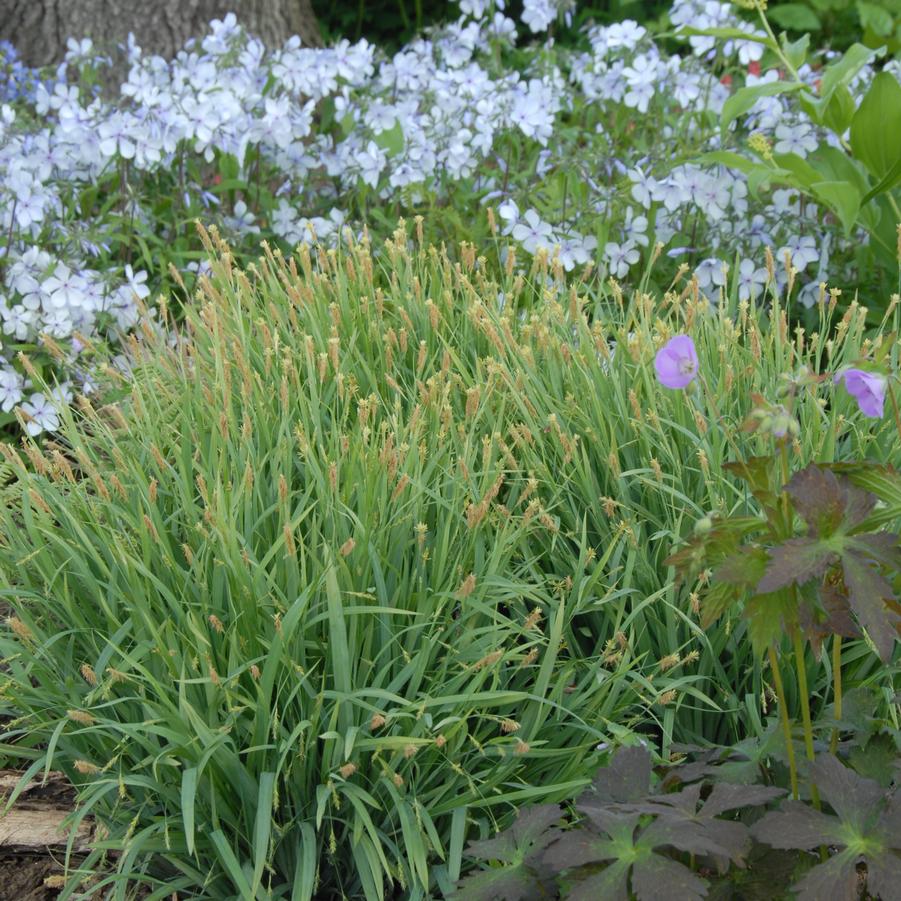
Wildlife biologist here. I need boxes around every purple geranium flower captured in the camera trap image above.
[654,335,699,389]
[834,368,886,418]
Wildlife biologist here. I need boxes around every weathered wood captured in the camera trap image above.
[0,806,92,854]
[0,770,92,854]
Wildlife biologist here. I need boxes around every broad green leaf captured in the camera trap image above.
[781,31,812,69]
[857,1,895,36]
[861,154,901,204]
[744,589,798,655]
[821,84,856,135]
[808,145,870,193]
[812,180,862,233]
[772,152,823,190]
[850,72,901,181]
[769,4,822,31]
[808,43,883,123]
[713,546,770,589]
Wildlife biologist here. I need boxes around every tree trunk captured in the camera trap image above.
[0,0,323,70]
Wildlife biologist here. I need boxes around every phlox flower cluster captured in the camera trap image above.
[0,1,895,436]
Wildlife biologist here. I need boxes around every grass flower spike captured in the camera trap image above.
[654,335,699,389]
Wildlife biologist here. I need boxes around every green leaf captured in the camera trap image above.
[698,150,767,176]
[812,181,862,234]
[781,31,812,69]
[817,44,884,112]
[713,546,770,589]
[744,589,798,655]
[861,154,901,204]
[821,84,856,135]
[721,82,808,132]
[857,1,895,36]
[699,581,741,629]
[181,766,198,856]
[251,772,276,896]
[850,72,901,182]
[769,4,823,31]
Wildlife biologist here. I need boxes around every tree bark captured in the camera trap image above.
[0,0,323,70]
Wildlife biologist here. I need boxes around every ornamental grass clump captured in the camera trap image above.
[0,221,900,896]
[0,224,647,900]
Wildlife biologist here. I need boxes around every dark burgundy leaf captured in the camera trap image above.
[565,861,630,901]
[751,801,846,849]
[854,531,901,570]
[541,829,621,872]
[848,734,901,788]
[645,816,749,866]
[582,746,651,804]
[452,863,551,901]
[577,806,642,840]
[876,794,901,846]
[630,853,709,901]
[465,803,564,863]
[700,782,785,817]
[756,538,839,593]
[811,753,885,829]
[784,465,847,537]
[865,850,901,901]
[787,850,860,901]
[840,549,898,663]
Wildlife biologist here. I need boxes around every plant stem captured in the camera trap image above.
[768,643,798,800]
[792,629,821,809]
[830,635,842,755]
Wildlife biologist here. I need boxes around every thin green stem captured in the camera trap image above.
[830,635,842,755]
[792,629,820,809]
[768,644,798,800]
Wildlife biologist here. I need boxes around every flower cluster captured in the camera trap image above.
[0,1,895,435]
[655,334,889,421]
